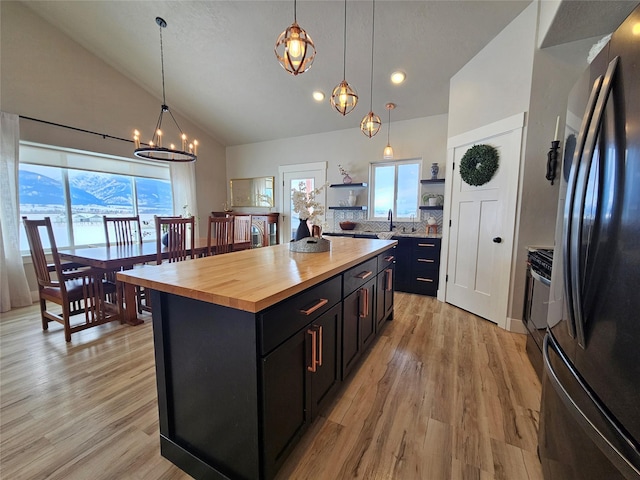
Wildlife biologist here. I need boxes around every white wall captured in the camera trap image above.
[226,114,448,217]
[0,1,227,237]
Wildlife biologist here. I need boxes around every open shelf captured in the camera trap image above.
[329,183,368,188]
[420,179,445,184]
[328,206,368,210]
[419,205,444,210]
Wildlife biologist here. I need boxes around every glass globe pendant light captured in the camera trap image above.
[360,0,381,138]
[383,103,395,159]
[275,0,316,76]
[330,0,358,115]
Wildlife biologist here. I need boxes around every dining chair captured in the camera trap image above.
[206,216,234,256]
[22,216,122,342]
[103,215,150,313]
[233,215,252,251]
[155,216,196,264]
[103,215,143,247]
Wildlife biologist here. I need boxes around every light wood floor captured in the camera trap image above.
[0,293,543,480]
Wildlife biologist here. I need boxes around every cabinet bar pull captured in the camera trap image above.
[300,298,328,315]
[384,255,395,262]
[356,270,373,280]
[317,325,323,367]
[385,268,393,291]
[307,328,317,372]
[417,243,436,247]
[359,287,369,317]
[416,277,434,283]
[417,258,435,263]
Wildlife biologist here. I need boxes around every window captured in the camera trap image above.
[19,142,173,251]
[370,159,421,219]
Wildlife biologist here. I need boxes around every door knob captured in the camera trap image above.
[493,237,502,243]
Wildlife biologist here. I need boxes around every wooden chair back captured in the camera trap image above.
[22,217,61,288]
[207,216,235,256]
[103,215,143,246]
[233,215,252,250]
[155,216,195,264]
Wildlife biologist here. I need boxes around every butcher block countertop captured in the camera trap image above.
[117,237,397,313]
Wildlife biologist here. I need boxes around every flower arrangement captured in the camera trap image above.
[291,181,328,225]
[338,164,352,184]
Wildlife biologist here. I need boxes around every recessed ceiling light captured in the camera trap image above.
[312,90,325,102]
[390,71,406,85]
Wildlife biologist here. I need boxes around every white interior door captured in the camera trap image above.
[279,162,326,242]
[444,114,524,327]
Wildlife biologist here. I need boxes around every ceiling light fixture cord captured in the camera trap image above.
[330,0,358,115]
[360,0,381,137]
[342,0,347,80]
[369,0,375,112]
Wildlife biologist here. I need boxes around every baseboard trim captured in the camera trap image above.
[506,317,527,334]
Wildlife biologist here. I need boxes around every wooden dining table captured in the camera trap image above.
[58,239,209,326]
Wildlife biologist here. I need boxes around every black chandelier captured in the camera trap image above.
[133,17,197,163]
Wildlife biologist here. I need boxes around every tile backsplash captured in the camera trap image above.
[329,209,443,234]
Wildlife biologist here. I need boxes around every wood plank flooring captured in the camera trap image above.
[0,293,542,480]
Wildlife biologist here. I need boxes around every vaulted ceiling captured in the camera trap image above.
[21,1,637,146]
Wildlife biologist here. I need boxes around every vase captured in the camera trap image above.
[348,190,356,206]
[295,218,311,241]
[431,163,439,180]
[342,174,352,184]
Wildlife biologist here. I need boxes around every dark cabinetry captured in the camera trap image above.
[393,236,441,297]
[376,249,395,330]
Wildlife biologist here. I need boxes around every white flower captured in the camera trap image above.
[291,181,328,225]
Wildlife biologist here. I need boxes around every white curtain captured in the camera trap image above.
[170,162,199,232]
[0,112,32,312]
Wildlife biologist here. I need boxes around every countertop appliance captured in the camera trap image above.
[538,6,640,479]
[523,248,553,379]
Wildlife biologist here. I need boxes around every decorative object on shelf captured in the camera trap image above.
[289,236,331,253]
[383,103,395,159]
[330,0,358,116]
[274,0,316,76]
[360,0,381,138]
[427,215,437,226]
[294,217,311,241]
[291,181,328,240]
[430,162,439,180]
[546,116,562,185]
[134,17,198,163]
[348,190,356,206]
[422,193,444,206]
[459,144,499,186]
[338,164,352,184]
[339,221,356,230]
[311,225,322,237]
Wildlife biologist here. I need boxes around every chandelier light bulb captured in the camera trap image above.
[383,102,395,159]
[360,111,381,138]
[274,1,316,76]
[331,80,358,116]
[383,144,394,160]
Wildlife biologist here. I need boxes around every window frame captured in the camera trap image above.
[19,142,172,252]
[369,158,422,220]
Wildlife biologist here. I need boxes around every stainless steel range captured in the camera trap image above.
[523,247,553,379]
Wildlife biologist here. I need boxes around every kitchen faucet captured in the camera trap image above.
[411,214,416,232]
[387,209,394,232]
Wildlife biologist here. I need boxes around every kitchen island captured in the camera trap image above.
[117,237,397,480]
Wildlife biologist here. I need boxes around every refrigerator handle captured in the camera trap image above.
[570,57,619,348]
[563,75,603,340]
[543,334,640,477]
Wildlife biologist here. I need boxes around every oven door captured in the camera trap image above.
[524,266,551,378]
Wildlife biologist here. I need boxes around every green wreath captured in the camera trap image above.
[459,144,499,186]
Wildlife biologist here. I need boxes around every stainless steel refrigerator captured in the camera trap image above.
[539,6,640,479]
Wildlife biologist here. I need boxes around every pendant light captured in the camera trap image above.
[275,0,316,76]
[383,103,395,159]
[330,0,358,116]
[360,0,381,137]
[134,17,197,162]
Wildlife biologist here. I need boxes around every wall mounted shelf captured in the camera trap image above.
[419,206,444,211]
[329,183,368,188]
[328,206,368,211]
[420,179,445,184]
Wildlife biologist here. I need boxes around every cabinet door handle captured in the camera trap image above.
[417,258,435,263]
[417,243,436,247]
[356,270,373,280]
[359,287,369,318]
[300,298,328,315]
[384,255,395,262]
[416,277,434,283]
[385,268,393,291]
[317,325,323,367]
[307,328,317,372]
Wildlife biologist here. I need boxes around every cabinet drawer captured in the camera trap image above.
[412,276,438,296]
[343,257,378,297]
[377,248,396,273]
[260,276,341,355]
[412,239,441,258]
